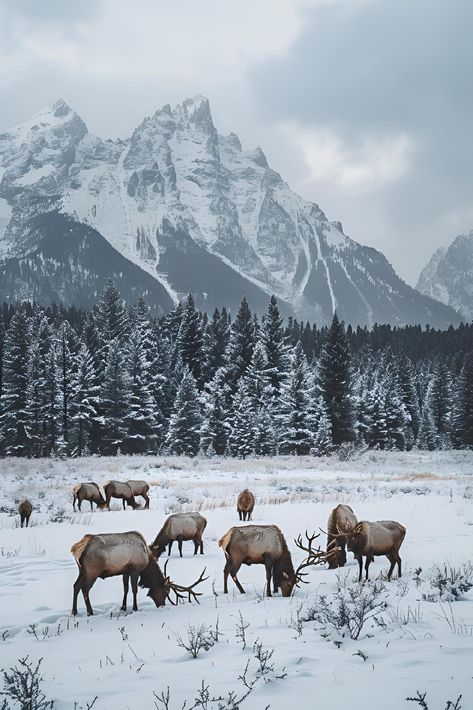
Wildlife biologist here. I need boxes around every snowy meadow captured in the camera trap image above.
[0,450,472,710]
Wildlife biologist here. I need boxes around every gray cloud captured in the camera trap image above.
[250,0,473,282]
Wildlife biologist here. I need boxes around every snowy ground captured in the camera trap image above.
[0,450,472,710]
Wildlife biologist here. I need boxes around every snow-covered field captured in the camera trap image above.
[0,451,472,710]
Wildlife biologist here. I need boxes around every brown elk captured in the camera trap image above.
[18,499,33,528]
[71,531,207,616]
[126,480,150,509]
[151,513,207,558]
[219,525,337,597]
[237,489,255,521]
[104,481,140,510]
[326,504,358,569]
[327,519,406,581]
[72,483,108,512]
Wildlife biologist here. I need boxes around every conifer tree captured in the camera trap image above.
[452,354,473,448]
[317,313,355,445]
[223,297,256,390]
[166,368,202,456]
[100,337,131,455]
[261,295,290,397]
[227,380,255,458]
[0,308,31,456]
[397,354,421,446]
[312,396,333,456]
[200,383,228,455]
[95,278,129,346]
[123,330,156,454]
[176,294,203,386]
[417,385,439,451]
[430,360,452,446]
[69,344,99,456]
[278,343,316,455]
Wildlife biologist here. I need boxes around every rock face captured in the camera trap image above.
[0,96,461,325]
[417,232,473,321]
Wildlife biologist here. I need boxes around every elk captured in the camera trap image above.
[18,499,33,528]
[219,525,338,597]
[151,512,207,558]
[104,481,140,510]
[237,489,255,521]
[72,483,108,512]
[326,519,406,582]
[71,531,207,616]
[326,504,358,569]
[126,480,150,509]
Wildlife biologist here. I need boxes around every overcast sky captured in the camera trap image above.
[1,0,471,285]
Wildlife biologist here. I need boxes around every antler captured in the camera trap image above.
[166,567,208,605]
[293,530,341,585]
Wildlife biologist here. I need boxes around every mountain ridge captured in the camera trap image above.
[0,96,461,327]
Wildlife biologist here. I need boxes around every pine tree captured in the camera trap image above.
[452,354,473,448]
[223,297,256,390]
[242,341,275,455]
[312,396,333,456]
[123,330,156,454]
[317,313,355,445]
[166,368,202,456]
[261,295,289,397]
[100,338,131,455]
[227,380,255,458]
[176,294,203,387]
[0,308,31,456]
[278,343,316,455]
[95,279,129,346]
[204,308,230,381]
[417,385,439,451]
[397,354,421,446]
[430,360,452,447]
[200,383,228,455]
[69,344,99,456]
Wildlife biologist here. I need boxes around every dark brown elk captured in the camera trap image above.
[328,519,406,581]
[72,483,107,512]
[104,481,140,510]
[71,531,207,616]
[326,504,358,569]
[18,499,33,528]
[151,513,207,558]
[218,525,336,597]
[126,480,150,509]
[237,489,255,521]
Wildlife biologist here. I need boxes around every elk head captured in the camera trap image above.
[161,560,208,606]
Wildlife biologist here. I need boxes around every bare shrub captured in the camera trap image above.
[175,623,218,658]
[425,562,473,601]
[304,573,388,640]
[406,690,462,709]
[0,656,54,709]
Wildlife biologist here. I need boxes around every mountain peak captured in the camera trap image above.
[178,95,212,122]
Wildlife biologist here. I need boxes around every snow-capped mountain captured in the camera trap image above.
[417,231,473,321]
[0,96,461,325]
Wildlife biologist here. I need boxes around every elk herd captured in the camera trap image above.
[16,481,407,616]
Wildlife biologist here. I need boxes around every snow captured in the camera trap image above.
[0,451,472,709]
[14,163,55,186]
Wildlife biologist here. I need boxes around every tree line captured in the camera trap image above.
[0,280,472,458]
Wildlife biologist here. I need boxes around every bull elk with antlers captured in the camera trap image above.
[219,525,338,597]
[326,519,406,582]
[71,531,207,616]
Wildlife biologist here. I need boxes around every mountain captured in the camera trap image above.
[0,96,461,326]
[416,232,473,321]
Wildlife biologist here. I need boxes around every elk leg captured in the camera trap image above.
[356,555,363,582]
[122,499,126,510]
[193,538,198,555]
[226,561,245,594]
[82,579,95,616]
[223,559,231,593]
[365,556,373,581]
[78,499,82,512]
[168,541,173,556]
[200,537,204,555]
[121,574,130,611]
[131,572,139,611]
[238,510,242,521]
[73,495,76,512]
[26,517,29,528]
[90,500,93,511]
[178,539,183,557]
[144,494,150,509]
[386,553,396,580]
[396,553,402,578]
[263,555,273,597]
[72,570,85,616]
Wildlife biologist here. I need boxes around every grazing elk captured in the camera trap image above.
[71,531,207,616]
[126,480,150,509]
[104,481,140,510]
[18,499,33,528]
[151,512,207,558]
[237,489,255,521]
[72,483,107,512]
[219,525,337,597]
[327,519,406,581]
[326,504,358,569]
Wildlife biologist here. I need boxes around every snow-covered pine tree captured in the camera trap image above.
[69,343,99,456]
[123,330,156,454]
[451,353,473,448]
[312,395,333,456]
[417,384,439,451]
[95,278,129,346]
[56,320,80,450]
[176,294,204,387]
[364,383,388,449]
[261,295,290,398]
[278,343,316,455]
[166,368,202,456]
[317,313,355,446]
[100,337,131,455]
[223,297,256,391]
[200,381,228,455]
[0,307,31,456]
[397,353,421,447]
[203,308,230,382]
[430,360,452,447]
[226,379,255,458]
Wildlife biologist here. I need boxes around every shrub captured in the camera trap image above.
[425,562,473,601]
